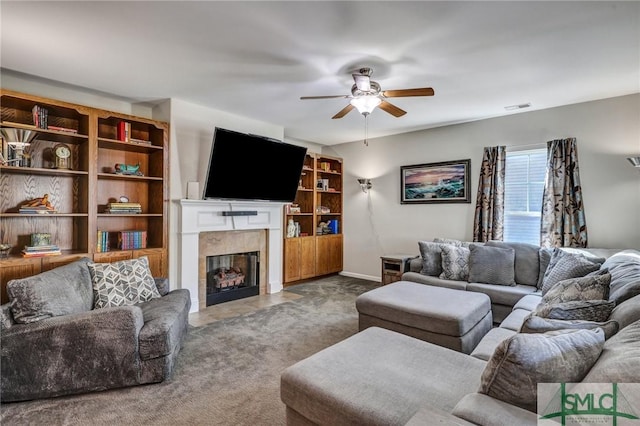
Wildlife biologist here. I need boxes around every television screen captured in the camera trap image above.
[203,127,307,202]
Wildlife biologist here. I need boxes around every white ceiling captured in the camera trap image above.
[1,1,639,146]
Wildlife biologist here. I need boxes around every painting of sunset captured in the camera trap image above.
[400,159,471,204]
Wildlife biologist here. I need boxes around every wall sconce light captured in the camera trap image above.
[627,156,640,168]
[357,178,372,193]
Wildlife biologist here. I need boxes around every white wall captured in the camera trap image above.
[328,94,640,281]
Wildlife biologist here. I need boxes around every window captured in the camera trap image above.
[504,149,547,245]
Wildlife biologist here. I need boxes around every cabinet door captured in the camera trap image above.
[42,253,91,272]
[93,251,132,264]
[133,249,166,277]
[283,238,301,283]
[0,258,42,303]
[299,236,316,279]
[316,234,343,276]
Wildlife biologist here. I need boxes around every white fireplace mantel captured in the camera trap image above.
[177,199,285,312]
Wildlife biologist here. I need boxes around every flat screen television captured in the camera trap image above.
[203,127,307,202]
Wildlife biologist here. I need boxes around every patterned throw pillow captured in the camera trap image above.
[533,300,616,322]
[433,237,472,248]
[89,256,161,309]
[540,273,611,306]
[541,250,603,295]
[439,245,470,281]
[520,314,619,340]
[479,329,605,412]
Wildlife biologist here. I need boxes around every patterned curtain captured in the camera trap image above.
[540,138,588,248]
[473,146,506,242]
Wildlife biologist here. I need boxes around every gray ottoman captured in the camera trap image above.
[356,281,492,354]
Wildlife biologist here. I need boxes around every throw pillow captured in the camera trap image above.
[533,299,616,322]
[582,319,640,383]
[486,241,540,286]
[479,329,605,413]
[89,256,161,309]
[537,248,554,290]
[467,244,516,286]
[540,273,611,306]
[601,250,640,305]
[7,257,94,324]
[541,250,603,295]
[439,245,470,281]
[520,314,619,340]
[418,241,445,276]
[433,237,472,248]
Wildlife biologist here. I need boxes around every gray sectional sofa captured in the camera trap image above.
[281,244,640,425]
[1,257,191,402]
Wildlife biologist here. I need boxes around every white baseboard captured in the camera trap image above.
[339,271,381,282]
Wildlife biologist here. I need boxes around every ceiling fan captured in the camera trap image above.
[300,67,434,119]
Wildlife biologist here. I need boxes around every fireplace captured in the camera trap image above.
[206,251,259,305]
[178,199,286,313]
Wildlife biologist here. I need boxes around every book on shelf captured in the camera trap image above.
[117,121,131,142]
[118,230,147,250]
[32,105,48,129]
[22,246,61,257]
[96,230,112,253]
[129,138,151,145]
[19,206,58,214]
[24,244,59,252]
[105,202,142,214]
[47,125,78,134]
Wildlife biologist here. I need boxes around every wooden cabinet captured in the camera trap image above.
[0,89,169,302]
[283,153,343,284]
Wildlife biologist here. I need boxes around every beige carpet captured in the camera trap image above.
[1,275,378,425]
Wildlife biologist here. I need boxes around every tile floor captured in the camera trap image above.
[188,289,303,327]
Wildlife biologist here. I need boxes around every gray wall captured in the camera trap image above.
[326,94,640,281]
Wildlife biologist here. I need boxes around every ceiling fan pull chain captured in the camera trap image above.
[364,114,369,146]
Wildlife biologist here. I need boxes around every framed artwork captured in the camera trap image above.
[400,159,471,204]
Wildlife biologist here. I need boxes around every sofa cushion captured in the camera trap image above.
[466,283,536,307]
[601,249,640,305]
[582,319,640,383]
[439,245,470,281]
[89,256,161,309]
[417,241,445,276]
[498,308,531,331]
[479,328,605,412]
[400,272,469,291]
[467,244,516,286]
[452,393,539,426]
[470,327,517,361]
[537,248,554,289]
[487,241,540,287]
[541,249,603,295]
[520,314,619,339]
[7,257,94,324]
[540,273,611,305]
[512,293,542,312]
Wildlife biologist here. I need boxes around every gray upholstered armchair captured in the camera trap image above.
[1,257,191,402]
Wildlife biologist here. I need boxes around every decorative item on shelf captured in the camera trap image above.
[316,206,331,214]
[114,163,143,176]
[287,219,297,238]
[319,162,331,172]
[0,128,38,167]
[316,178,329,191]
[19,194,57,214]
[357,178,372,193]
[317,221,331,235]
[30,233,52,247]
[53,143,72,169]
[0,243,12,258]
[286,204,301,214]
[327,219,339,234]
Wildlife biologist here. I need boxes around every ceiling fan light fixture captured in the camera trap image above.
[350,96,382,115]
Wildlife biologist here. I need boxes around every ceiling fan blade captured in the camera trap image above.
[352,73,371,92]
[301,95,350,100]
[378,100,407,117]
[332,104,355,119]
[382,87,435,98]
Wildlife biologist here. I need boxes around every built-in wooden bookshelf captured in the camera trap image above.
[0,89,169,303]
[283,153,343,283]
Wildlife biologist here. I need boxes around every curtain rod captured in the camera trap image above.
[505,142,547,150]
